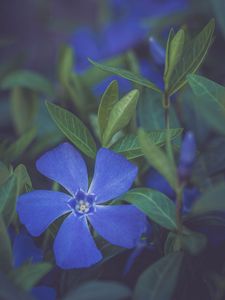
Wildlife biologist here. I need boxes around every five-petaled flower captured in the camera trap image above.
[17,143,146,269]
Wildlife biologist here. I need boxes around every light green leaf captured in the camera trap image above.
[3,128,36,163]
[138,128,177,190]
[134,252,183,300]
[102,89,139,147]
[58,45,74,86]
[187,74,225,134]
[123,188,177,230]
[98,80,119,139]
[10,87,39,134]
[14,164,32,194]
[191,183,225,215]
[164,28,185,86]
[1,70,54,96]
[0,217,12,272]
[63,281,131,300]
[111,128,183,159]
[9,263,52,291]
[46,102,97,158]
[89,59,162,93]
[167,19,215,96]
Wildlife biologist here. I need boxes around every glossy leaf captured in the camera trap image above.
[123,188,177,230]
[98,80,119,139]
[138,128,177,190]
[111,128,183,159]
[167,19,215,96]
[9,263,52,291]
[102,89,139,147]
[1,70,54,96]
[46,101,97,158]
[134,252,183,300]
[63,280,131,300]
[89,59,162,93]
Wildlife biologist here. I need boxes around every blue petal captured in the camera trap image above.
[54,214,102,269]
[17,190,71,236]
[36,143,88,196]
[88,205,146,248]
[32,286,56,300]
[13,232,43,267]
[89,148,137,203]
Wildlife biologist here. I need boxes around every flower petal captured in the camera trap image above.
[36,143,88,195]
[88,205,146,248]
[54,214,102,269]
[17,190,71,236]
[89,148,137,203]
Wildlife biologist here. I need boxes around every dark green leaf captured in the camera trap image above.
[134,252,183,300]
[3,128,36,162]
[0,161,11,185]
[89,59,162,93]
[102,89,139,146]
[1,70,54,96]
[138,128,177,190]
[167,19,215,95]
[98,80,119,139]
[0,175,17,215]
[191,184,225,215]
[46,102,97,158]
[9,263,52,291]
[187,74,225,134]
[63,281,131,300]
[0,217,12,272]
[123,188,176,230]
[111,128,183,159]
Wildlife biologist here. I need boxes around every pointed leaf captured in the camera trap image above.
[89,59,162,93]
[46,101,97,158]
[134,252,183,300]
[167,19,215,95]
[98,80,119,139]
[111,128,183,159]
[102,89,139,146]
[138,129,177,190]
[0,217,12,272]
[123,188,177,230]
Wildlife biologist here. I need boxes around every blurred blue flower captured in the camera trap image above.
[12,230,56,300]
[178,131,197,181]
[17,143,146,269]
[149,37,166,66]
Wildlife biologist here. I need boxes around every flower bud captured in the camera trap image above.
[149,36,166,66]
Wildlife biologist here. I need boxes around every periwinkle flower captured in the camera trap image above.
[17,143,146,269]
[178,131,197,181]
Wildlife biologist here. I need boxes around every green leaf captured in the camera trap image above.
[134,252,183,300]
[89,59,162,93]
[3,128,36,163]
[14,164,32,194]
[0,161,11,186]
[10,87,39,135]
[187,74,225,134]
[46,101,97,158]
[9,263,52,291]
[164,28,185,86]
[58,45,74,86]
[138,128,177,190]
[111,128,183,159]
[98,80,119,139]
[0,175,17,216]
[191,184,225,215]
[0,272,34,300]
[167,19,215,96]
[123,188,176,230]
[63,281,131,300]
[0,217,12,272]
[1,70,54,96]
[102,89,139,147]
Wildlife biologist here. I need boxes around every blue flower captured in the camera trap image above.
[17,143,146,269]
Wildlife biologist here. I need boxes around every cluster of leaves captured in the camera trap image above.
[1,11,225,300]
